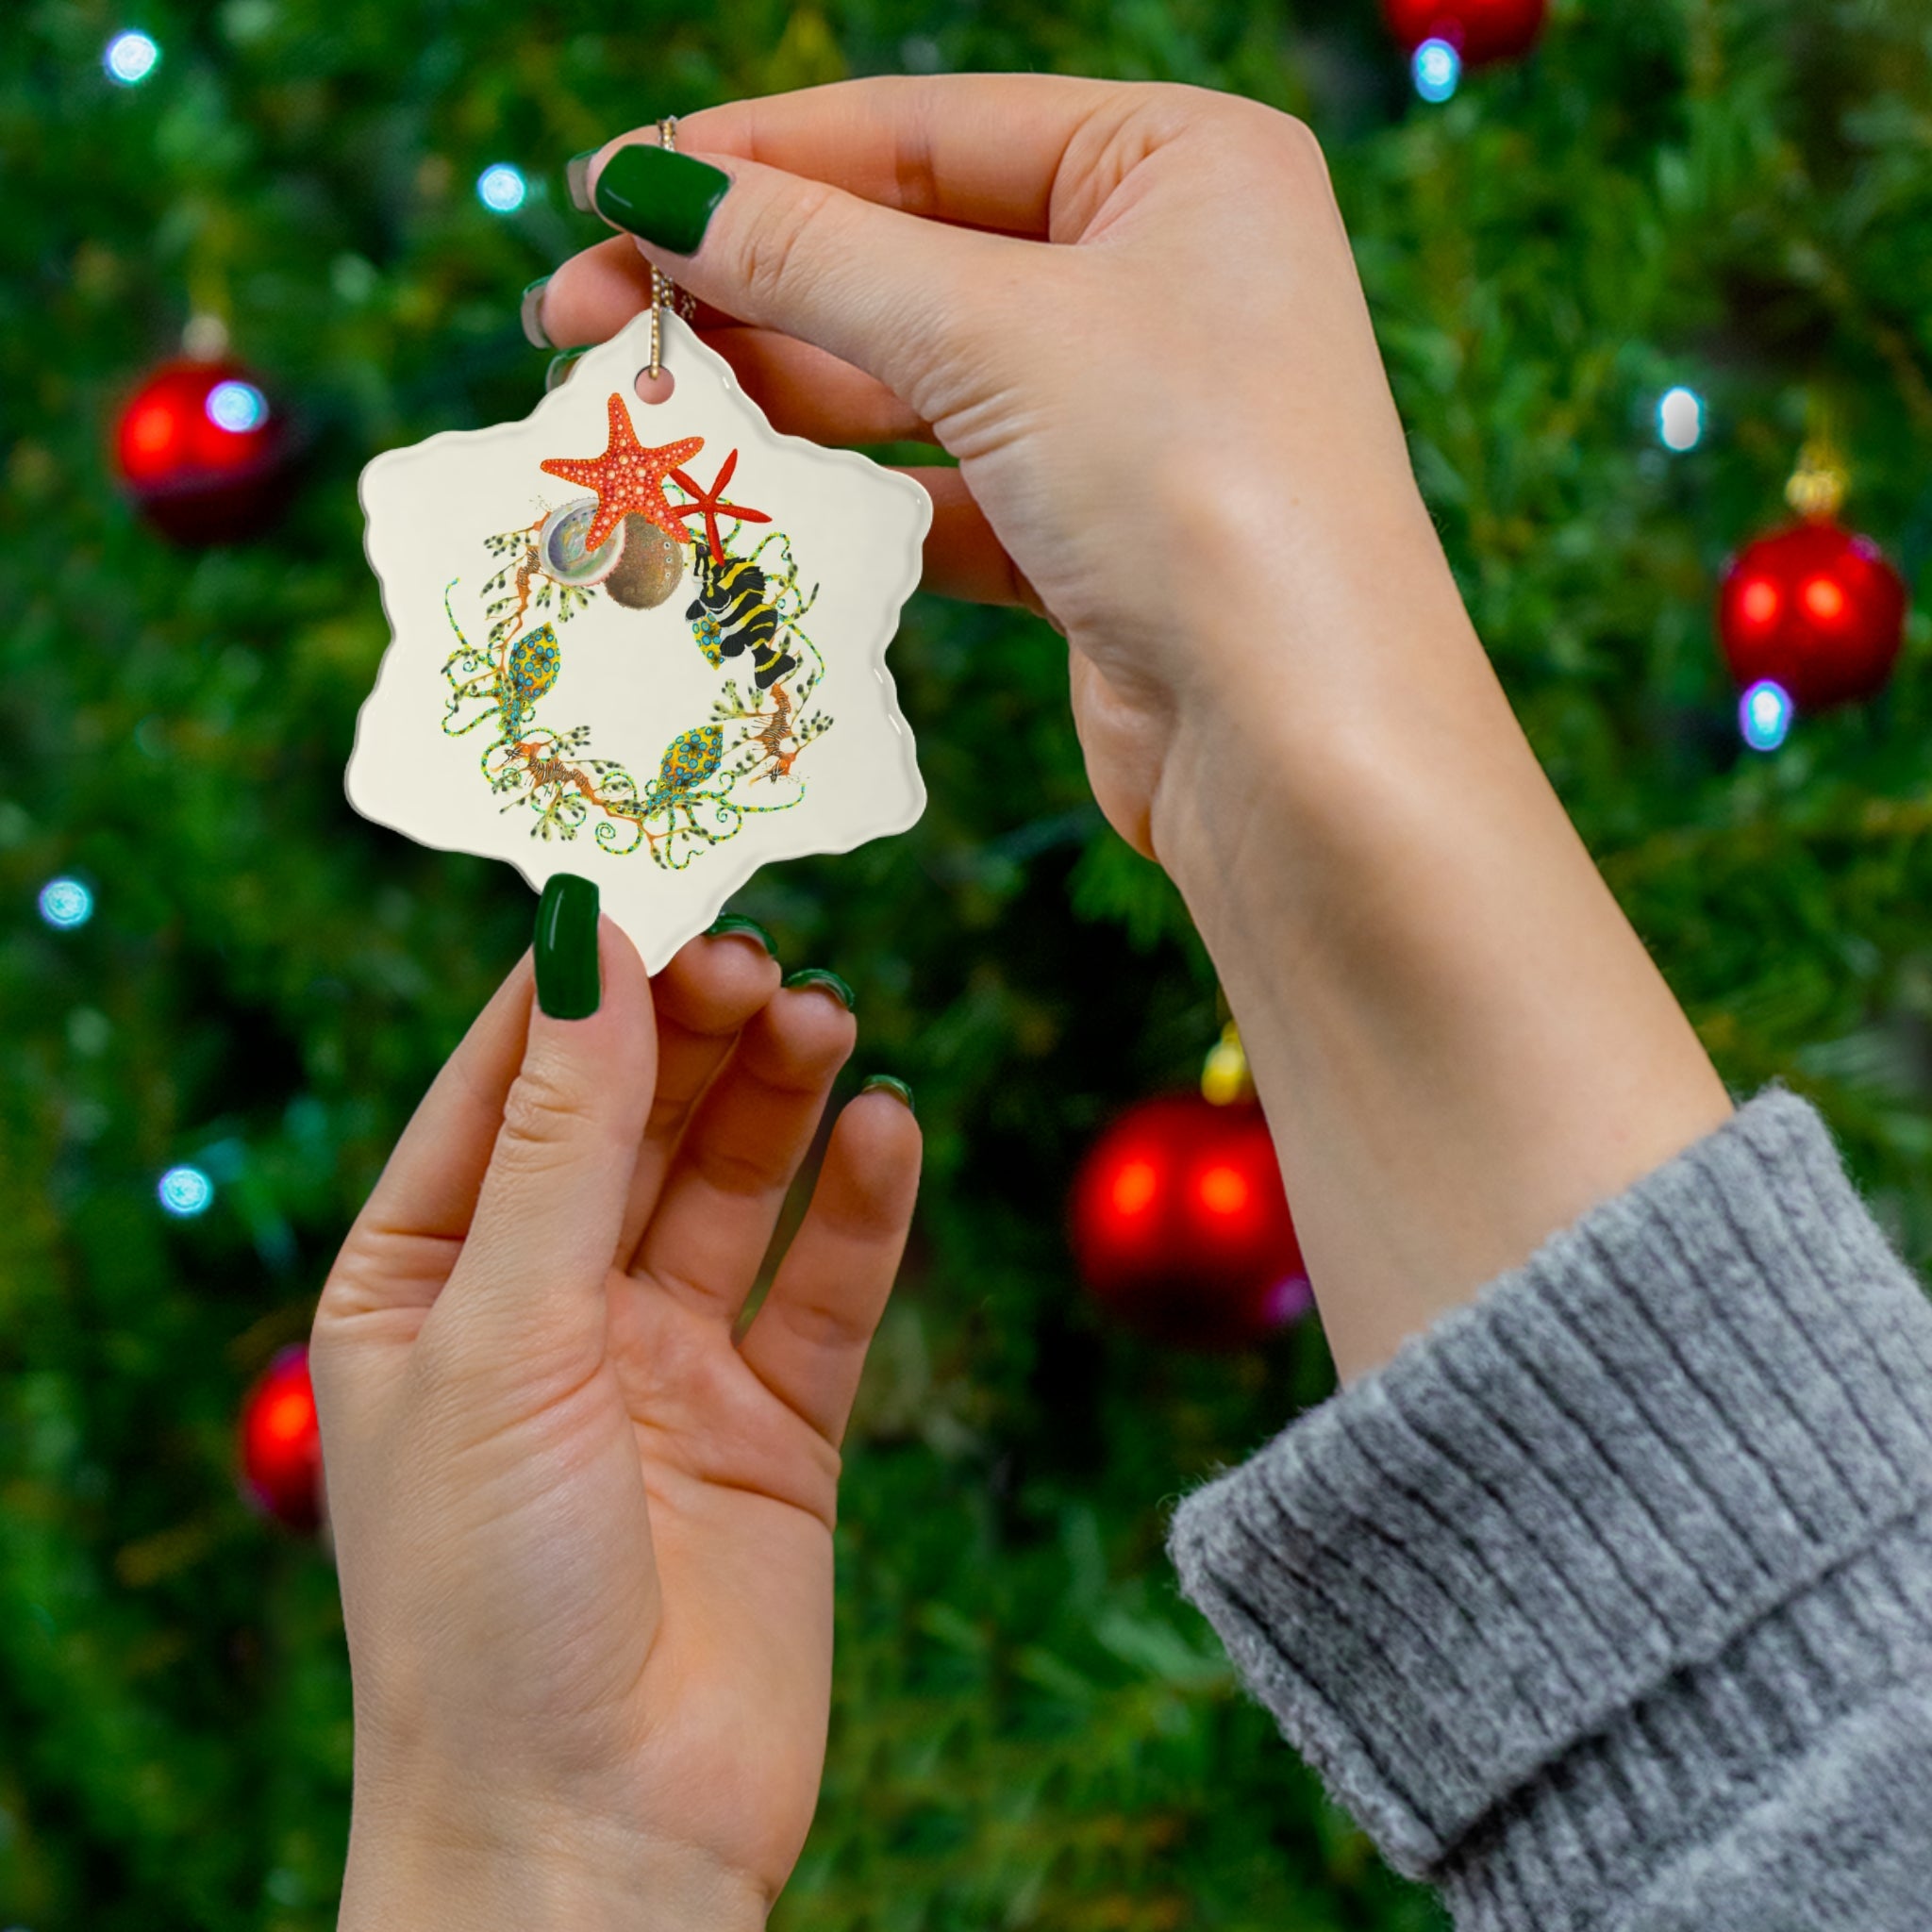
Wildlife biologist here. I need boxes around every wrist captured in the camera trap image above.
[340,1797,769,1932]
[1146,512,1502,922]
[1142,527,1729,1382]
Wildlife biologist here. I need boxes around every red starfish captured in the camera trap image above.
[668,448,772,566]
[539,395,703,551]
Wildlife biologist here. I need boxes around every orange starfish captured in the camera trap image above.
[668,448,772,567]
[539,395,703,551]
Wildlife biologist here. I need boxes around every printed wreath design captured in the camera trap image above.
[438,392,829,870]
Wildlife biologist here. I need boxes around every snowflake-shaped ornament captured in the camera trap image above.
[349,308,930,970]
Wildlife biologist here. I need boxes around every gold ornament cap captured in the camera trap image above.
[1785,440,1848,522]
[1201,1022,1255,1106]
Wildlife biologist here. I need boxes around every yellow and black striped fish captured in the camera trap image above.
[685,551,799,691]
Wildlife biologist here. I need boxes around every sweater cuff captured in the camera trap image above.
[1165,1087,1932,1878]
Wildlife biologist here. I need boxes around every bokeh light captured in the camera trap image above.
[1802,575,1846,623]
[1109,1158,1158,1217]
[1740,679,1793,753]
[205,379,268,433]
[257,1383,316,1446]
[1657,386,1704,452]
[476,163,527,213]
[1413,39,1461,103]
[104,30,159,85]
[37,878,93,929]
[158,1165,215,1217]
[1196,1164,1251,1217]
[1263,1274,1315,1326]
[1738,577,1780,629]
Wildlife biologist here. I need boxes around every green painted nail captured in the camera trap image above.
[535,874,600,1019]
[544,347,590,393]
[783,967,855,1011]
[861,1074,914,1115]
[519,275,553,350]
[592,142,730,256]
[706,914,777,958]
[565,150,597,214]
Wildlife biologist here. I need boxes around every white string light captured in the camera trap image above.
[1413,39,1461,102]
[38,878,93,929]
[104,30,159,85]
[1740,679,1793,752]
[158,1166,215,1217]
[1658,386,1705,452]
[476,163,527,213]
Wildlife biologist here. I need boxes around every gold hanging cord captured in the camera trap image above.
[647,116,682,379]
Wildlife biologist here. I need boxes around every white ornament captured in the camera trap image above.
[349,308,929,970]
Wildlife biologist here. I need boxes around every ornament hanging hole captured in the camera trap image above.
[635,367,676,407]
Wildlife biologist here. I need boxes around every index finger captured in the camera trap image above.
[613,925,785,1266]
[617,73,1139,238]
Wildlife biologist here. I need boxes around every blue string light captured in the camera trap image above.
[104,30,159,85]
[1413,38,1461,103]
[1740,679,1793,753]
[38,878,93,929]
[158,1166,215,1218]
[476,163,527,213]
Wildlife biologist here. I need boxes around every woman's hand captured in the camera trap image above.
[537,75,1448,858]
[539,78,1731,1381]
[311,908,919,1930]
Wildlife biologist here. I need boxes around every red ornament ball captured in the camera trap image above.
[1718,520,1907,712]
[238,1344,324,1534]
[114,358,295,544]
[1383,0,1547,64]
[1070,1093,1310,1351]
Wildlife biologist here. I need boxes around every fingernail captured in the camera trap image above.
[544,347,590,392]
[705,914,777,958]
[565,149,598,214]
[592,143,730,256]
[535,875,601,1019]
[783,967,855,1011]
[520,275,553,350]
[861,1074,914,1116]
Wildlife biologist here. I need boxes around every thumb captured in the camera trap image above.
[432,876,656,1380]
[587,139,1024,423]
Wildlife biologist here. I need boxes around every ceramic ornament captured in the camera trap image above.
[349,308,930,970]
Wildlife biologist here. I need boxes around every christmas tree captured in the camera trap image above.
[5,1,1930,1927]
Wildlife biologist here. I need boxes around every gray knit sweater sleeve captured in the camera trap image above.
[1165,1087,1932,1931]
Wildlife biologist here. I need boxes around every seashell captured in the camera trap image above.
[540,496,626,586]
[602,513,686,610]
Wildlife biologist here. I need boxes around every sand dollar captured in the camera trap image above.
[540,497,626,586]
[603,514,685,609]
